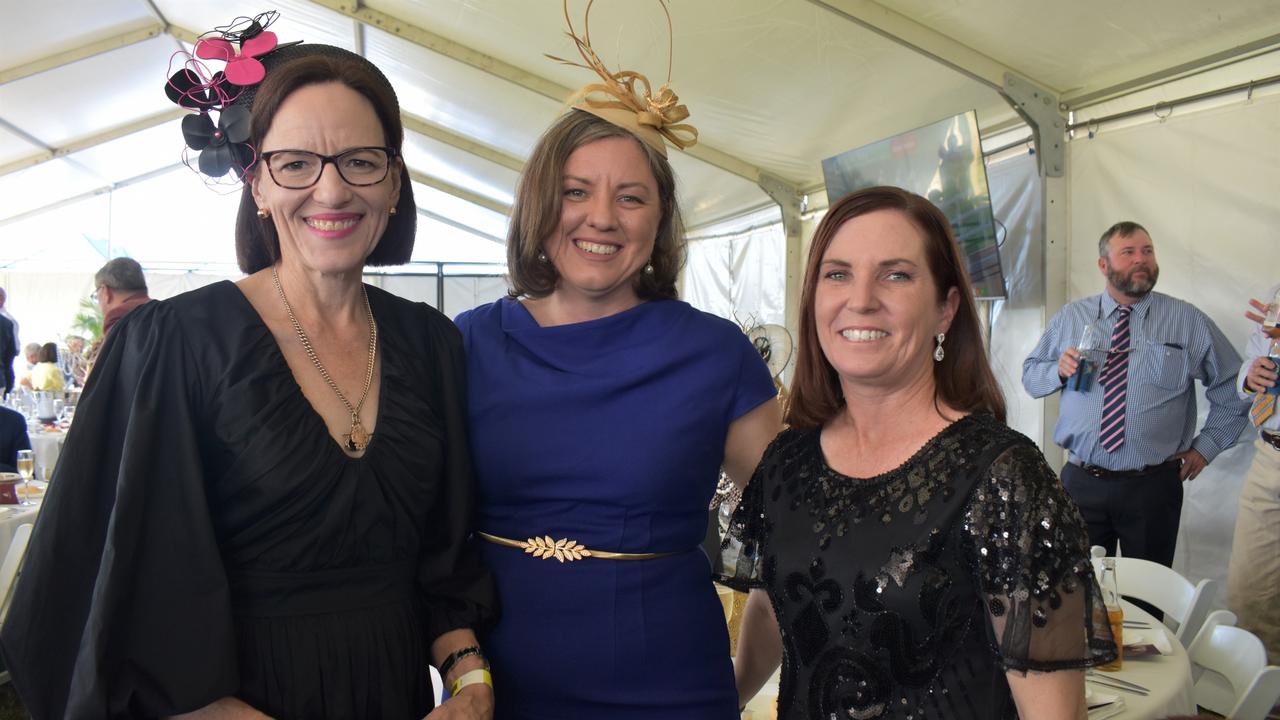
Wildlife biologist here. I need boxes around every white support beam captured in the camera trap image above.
[0,109,187,177]
[401,114,524,173]
[305,0,763,183]
[0,23,165,85]
[805,0,1043,93]
[757,173,804,343]
[1039,172,1069,465]
[408,169,510,217]
[1060,32,1280,110]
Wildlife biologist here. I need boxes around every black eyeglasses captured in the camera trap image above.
[260,147,398,189]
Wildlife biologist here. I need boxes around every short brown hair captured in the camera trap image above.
[786,186,1006,429]
[1098,220,1149,258]
[234,48,415,273]
[506,109,684,300]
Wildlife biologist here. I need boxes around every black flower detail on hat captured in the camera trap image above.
[180,105,254,179]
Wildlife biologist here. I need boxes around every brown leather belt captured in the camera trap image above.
[1073,459,1180,480]
[1262,432,1280,452]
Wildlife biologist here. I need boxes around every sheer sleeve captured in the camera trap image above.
[963,441,1117,673]
[715,429,797,590]
[0,302,239,719]
[416,311,498,642]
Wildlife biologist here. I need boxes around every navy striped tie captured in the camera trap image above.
[1098,306,1133,453]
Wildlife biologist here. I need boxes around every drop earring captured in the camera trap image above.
[933,333,946,362]
[643,262,654,275]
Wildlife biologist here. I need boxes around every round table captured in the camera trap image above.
[1084,599,1196,719]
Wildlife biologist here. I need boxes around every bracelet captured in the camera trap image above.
[450,668,493,696]
[438,645,484,679]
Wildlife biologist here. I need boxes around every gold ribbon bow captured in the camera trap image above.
[546,0,698,156]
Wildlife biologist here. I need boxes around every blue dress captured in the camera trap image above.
[456,297,776,719]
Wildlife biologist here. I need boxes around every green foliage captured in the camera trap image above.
[71,297,103,343]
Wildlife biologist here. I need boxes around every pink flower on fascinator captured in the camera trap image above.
[196,31,277,86]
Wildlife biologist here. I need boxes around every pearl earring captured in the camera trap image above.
[256,207,270,219]
[537,251,549,263]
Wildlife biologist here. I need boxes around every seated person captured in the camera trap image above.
[0,405,31,473]
[15,343,39,390]
[28,344,64,393]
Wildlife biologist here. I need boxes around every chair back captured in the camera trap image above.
[0,522,33,625]
[1111,556,1214,647]
[1187,609,1274,718]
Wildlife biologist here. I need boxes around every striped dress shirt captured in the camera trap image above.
[1023,291,1250,470]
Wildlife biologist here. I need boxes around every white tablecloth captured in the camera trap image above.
[741,599,1195,719]
[28,429,65,479]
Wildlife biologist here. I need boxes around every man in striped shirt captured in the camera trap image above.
[1022,221,1249,567]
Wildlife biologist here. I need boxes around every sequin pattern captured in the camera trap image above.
[716,414,1116,719]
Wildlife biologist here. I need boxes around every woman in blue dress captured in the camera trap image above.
[453,12,781,718]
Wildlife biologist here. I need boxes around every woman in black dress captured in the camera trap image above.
[1,21,495,720]
[723,187,1115,719]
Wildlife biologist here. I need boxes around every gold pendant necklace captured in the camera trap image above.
[272,266,378,452]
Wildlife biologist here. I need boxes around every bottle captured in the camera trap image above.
[1098,557,1123,671]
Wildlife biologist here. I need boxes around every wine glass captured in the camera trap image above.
[15,449,34,506]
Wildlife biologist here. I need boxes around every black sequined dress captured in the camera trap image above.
[718,414,1115,719]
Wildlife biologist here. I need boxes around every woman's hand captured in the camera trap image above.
[428,629,492,720]
[423,683,493,720]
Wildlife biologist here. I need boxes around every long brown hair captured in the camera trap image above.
[506,109,684,300]
[785,186,1006,429]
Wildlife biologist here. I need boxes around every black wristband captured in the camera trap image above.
[439,645,484,679]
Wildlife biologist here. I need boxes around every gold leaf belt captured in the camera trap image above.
[477,532,677,562]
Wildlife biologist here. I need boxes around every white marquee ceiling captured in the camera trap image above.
[2,0,1279,270]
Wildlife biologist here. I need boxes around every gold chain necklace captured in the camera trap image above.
[271,266,378,452]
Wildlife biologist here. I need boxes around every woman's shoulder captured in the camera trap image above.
[452,297,505,334]
[759,426,818,470]
[364,285,462,350]
[663,300,745,336]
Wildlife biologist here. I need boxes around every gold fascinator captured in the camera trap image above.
[546,0,698,156]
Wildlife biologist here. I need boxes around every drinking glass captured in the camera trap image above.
[1070,322,1106,392]
[15,449,34,506]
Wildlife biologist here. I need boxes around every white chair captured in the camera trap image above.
[0,522,33,686]
[1093,550,1215,648]
[0,522,33,624]
[1187,609,1280,720]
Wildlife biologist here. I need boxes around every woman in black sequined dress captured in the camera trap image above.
[721,187,1116,719]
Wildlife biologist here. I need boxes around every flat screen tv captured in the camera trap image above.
[821,110,1006,299]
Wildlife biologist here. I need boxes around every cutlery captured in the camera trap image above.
[1087,677,1149,697]
[1087,672,1149,693]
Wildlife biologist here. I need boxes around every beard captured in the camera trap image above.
[1106,263,1158,298]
